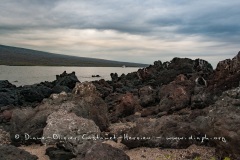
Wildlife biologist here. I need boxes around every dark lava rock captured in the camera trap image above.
[92,79,113,98]
[73,142,130,160]
[0,91,19,107]
[0,145,38,160]
[138,85,158,107]
[108,93,141,122]
[19,84,52,103]
[52,85,71,94]
[54,71,79,89]
[10,107,46,145]
[46,147,76,160]
[9,82,109,145]
[72,95,110,131]
[0,71,80,108]
[72,82,110,131]
[42,110,100,156]
[115,93,141,117]
[158,74,194,112]
[0,80,16,89]
[197,87,240,159]
[208,51,240,95]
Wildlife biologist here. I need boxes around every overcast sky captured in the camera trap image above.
[0,0,239,67]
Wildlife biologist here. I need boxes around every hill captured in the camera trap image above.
[0,44,148,67]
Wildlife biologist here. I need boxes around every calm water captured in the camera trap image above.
[0,66,140,86]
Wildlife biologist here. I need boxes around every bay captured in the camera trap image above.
[0,66,140,86]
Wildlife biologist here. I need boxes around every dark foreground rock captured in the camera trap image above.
[198,87,240,159]
[42,110,100,155]
[73,142,130,160]
[9,82,109,145]
[0,145,38,160]
[46,147,76,160]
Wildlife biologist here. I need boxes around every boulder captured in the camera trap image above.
[196,87,240,159]
[73,142,130,160]
[0,145,38,160]
[115,93,141,119]
[138,85,157,107]
[158,74,194,112]
[72,95,110,131]
[42,110,101,155]
[10,107,46,144]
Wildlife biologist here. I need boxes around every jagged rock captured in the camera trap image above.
[158,74,194,112]
[73,142,130,160]
[10,107,46,144]
[71,82,109,130]
[193,59,213,73]
[208,52,240,95]
[72,94,110,131]
[46,147,76,160]
[114,93,141,119]
[92,79,113,98]
[196,87,240,159]
[138,85,157,107]
[110,73,119,82]
[0,80,19,108]
[19,84,52,103]
[191,77,211,109]
[0,80,16,89]
[54,71,79,89]
[0,71,80,108]
[0,145,38,160]
[42,110,101,155]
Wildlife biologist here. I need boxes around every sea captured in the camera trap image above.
[0,66,140,86]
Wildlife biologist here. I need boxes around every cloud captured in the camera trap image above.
[0,0,239,68]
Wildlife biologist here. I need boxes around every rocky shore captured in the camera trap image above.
[0,52,240,160]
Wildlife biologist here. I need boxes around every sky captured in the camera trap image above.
[0,0,239,67]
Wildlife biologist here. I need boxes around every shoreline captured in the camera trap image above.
[0,52,240,159]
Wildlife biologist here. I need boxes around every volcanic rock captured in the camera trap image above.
[0,145,38,160]
[73,142,130,160]
[42,110,101,155]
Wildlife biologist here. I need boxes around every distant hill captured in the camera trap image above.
[0,44,149,67]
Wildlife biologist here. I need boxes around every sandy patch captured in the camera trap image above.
[125,145,216,160]
[19,144,51,160]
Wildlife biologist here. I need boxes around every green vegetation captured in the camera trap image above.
[0,44,149,67]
